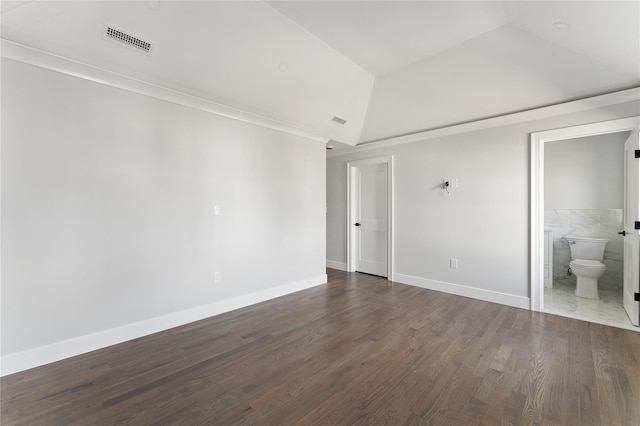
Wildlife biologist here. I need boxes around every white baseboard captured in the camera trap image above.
[392,273,530,310]
[1,274,327,376]
[326,260,347,271]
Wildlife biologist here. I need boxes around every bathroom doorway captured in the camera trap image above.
[530,117,640,331]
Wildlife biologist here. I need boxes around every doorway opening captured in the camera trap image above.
[347,156,394,279]
[530,117,640,330]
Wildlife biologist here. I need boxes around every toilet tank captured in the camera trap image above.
[565,235,609,261]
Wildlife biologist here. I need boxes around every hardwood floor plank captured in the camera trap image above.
[2,269,639,425]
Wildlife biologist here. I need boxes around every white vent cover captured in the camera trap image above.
[102,24,153,55]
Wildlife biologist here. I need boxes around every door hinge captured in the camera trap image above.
[636,149,640,158]
[635,293,640,302]
[636,221,640,230]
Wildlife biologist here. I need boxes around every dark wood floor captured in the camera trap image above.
[2,269,639,425]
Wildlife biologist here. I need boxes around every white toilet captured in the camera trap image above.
[566,235,609,299]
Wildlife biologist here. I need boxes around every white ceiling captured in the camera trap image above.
[268,1,509,76]
[2,1,639,146]
[0,1,374,145]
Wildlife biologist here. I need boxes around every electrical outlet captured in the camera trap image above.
[214,271,222,283]
[450,258,458,269]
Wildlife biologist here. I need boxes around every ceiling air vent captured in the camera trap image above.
[332,116,347,125]
[102,24,153,55]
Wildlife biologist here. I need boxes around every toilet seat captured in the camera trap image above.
[570,259,606,269]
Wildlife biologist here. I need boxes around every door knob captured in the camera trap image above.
[619,230,627,236]
[355,223,361,227]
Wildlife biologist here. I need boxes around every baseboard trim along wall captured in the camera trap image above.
[326,260,347,271]
[0,274,327,376]
[392,273,530,310]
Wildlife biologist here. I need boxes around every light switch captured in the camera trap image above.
[213,205,221,216]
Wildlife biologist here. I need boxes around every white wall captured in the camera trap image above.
[545,132,627,210]
[327,100,639,306]
[1,58,326,370]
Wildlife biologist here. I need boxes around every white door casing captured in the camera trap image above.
[530,117,640,314]
[623,129,640,326]
[347,156,393,279]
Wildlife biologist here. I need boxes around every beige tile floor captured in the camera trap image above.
[544,280,639,332]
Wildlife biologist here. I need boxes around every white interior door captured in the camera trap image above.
[623,129,640,326]
[355,163,388,277]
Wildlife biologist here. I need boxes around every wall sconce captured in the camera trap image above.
[442,178,459,195]
[442,180,451,195]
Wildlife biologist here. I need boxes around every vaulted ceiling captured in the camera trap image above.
[2,1,639,146]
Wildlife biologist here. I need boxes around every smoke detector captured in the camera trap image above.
[102,23,153,55]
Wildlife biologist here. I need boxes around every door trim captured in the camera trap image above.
[347,156,394,279]
[530,116,640,312]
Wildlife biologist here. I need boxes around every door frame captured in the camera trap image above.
[347,156,394,279]
[530,116,640,312]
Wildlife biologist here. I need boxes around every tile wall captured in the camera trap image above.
[544,209,623,292]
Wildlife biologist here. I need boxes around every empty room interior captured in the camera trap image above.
[2,1,640,424]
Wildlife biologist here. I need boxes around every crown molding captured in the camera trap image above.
[1,39,330,144]
[328,87,640,157]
